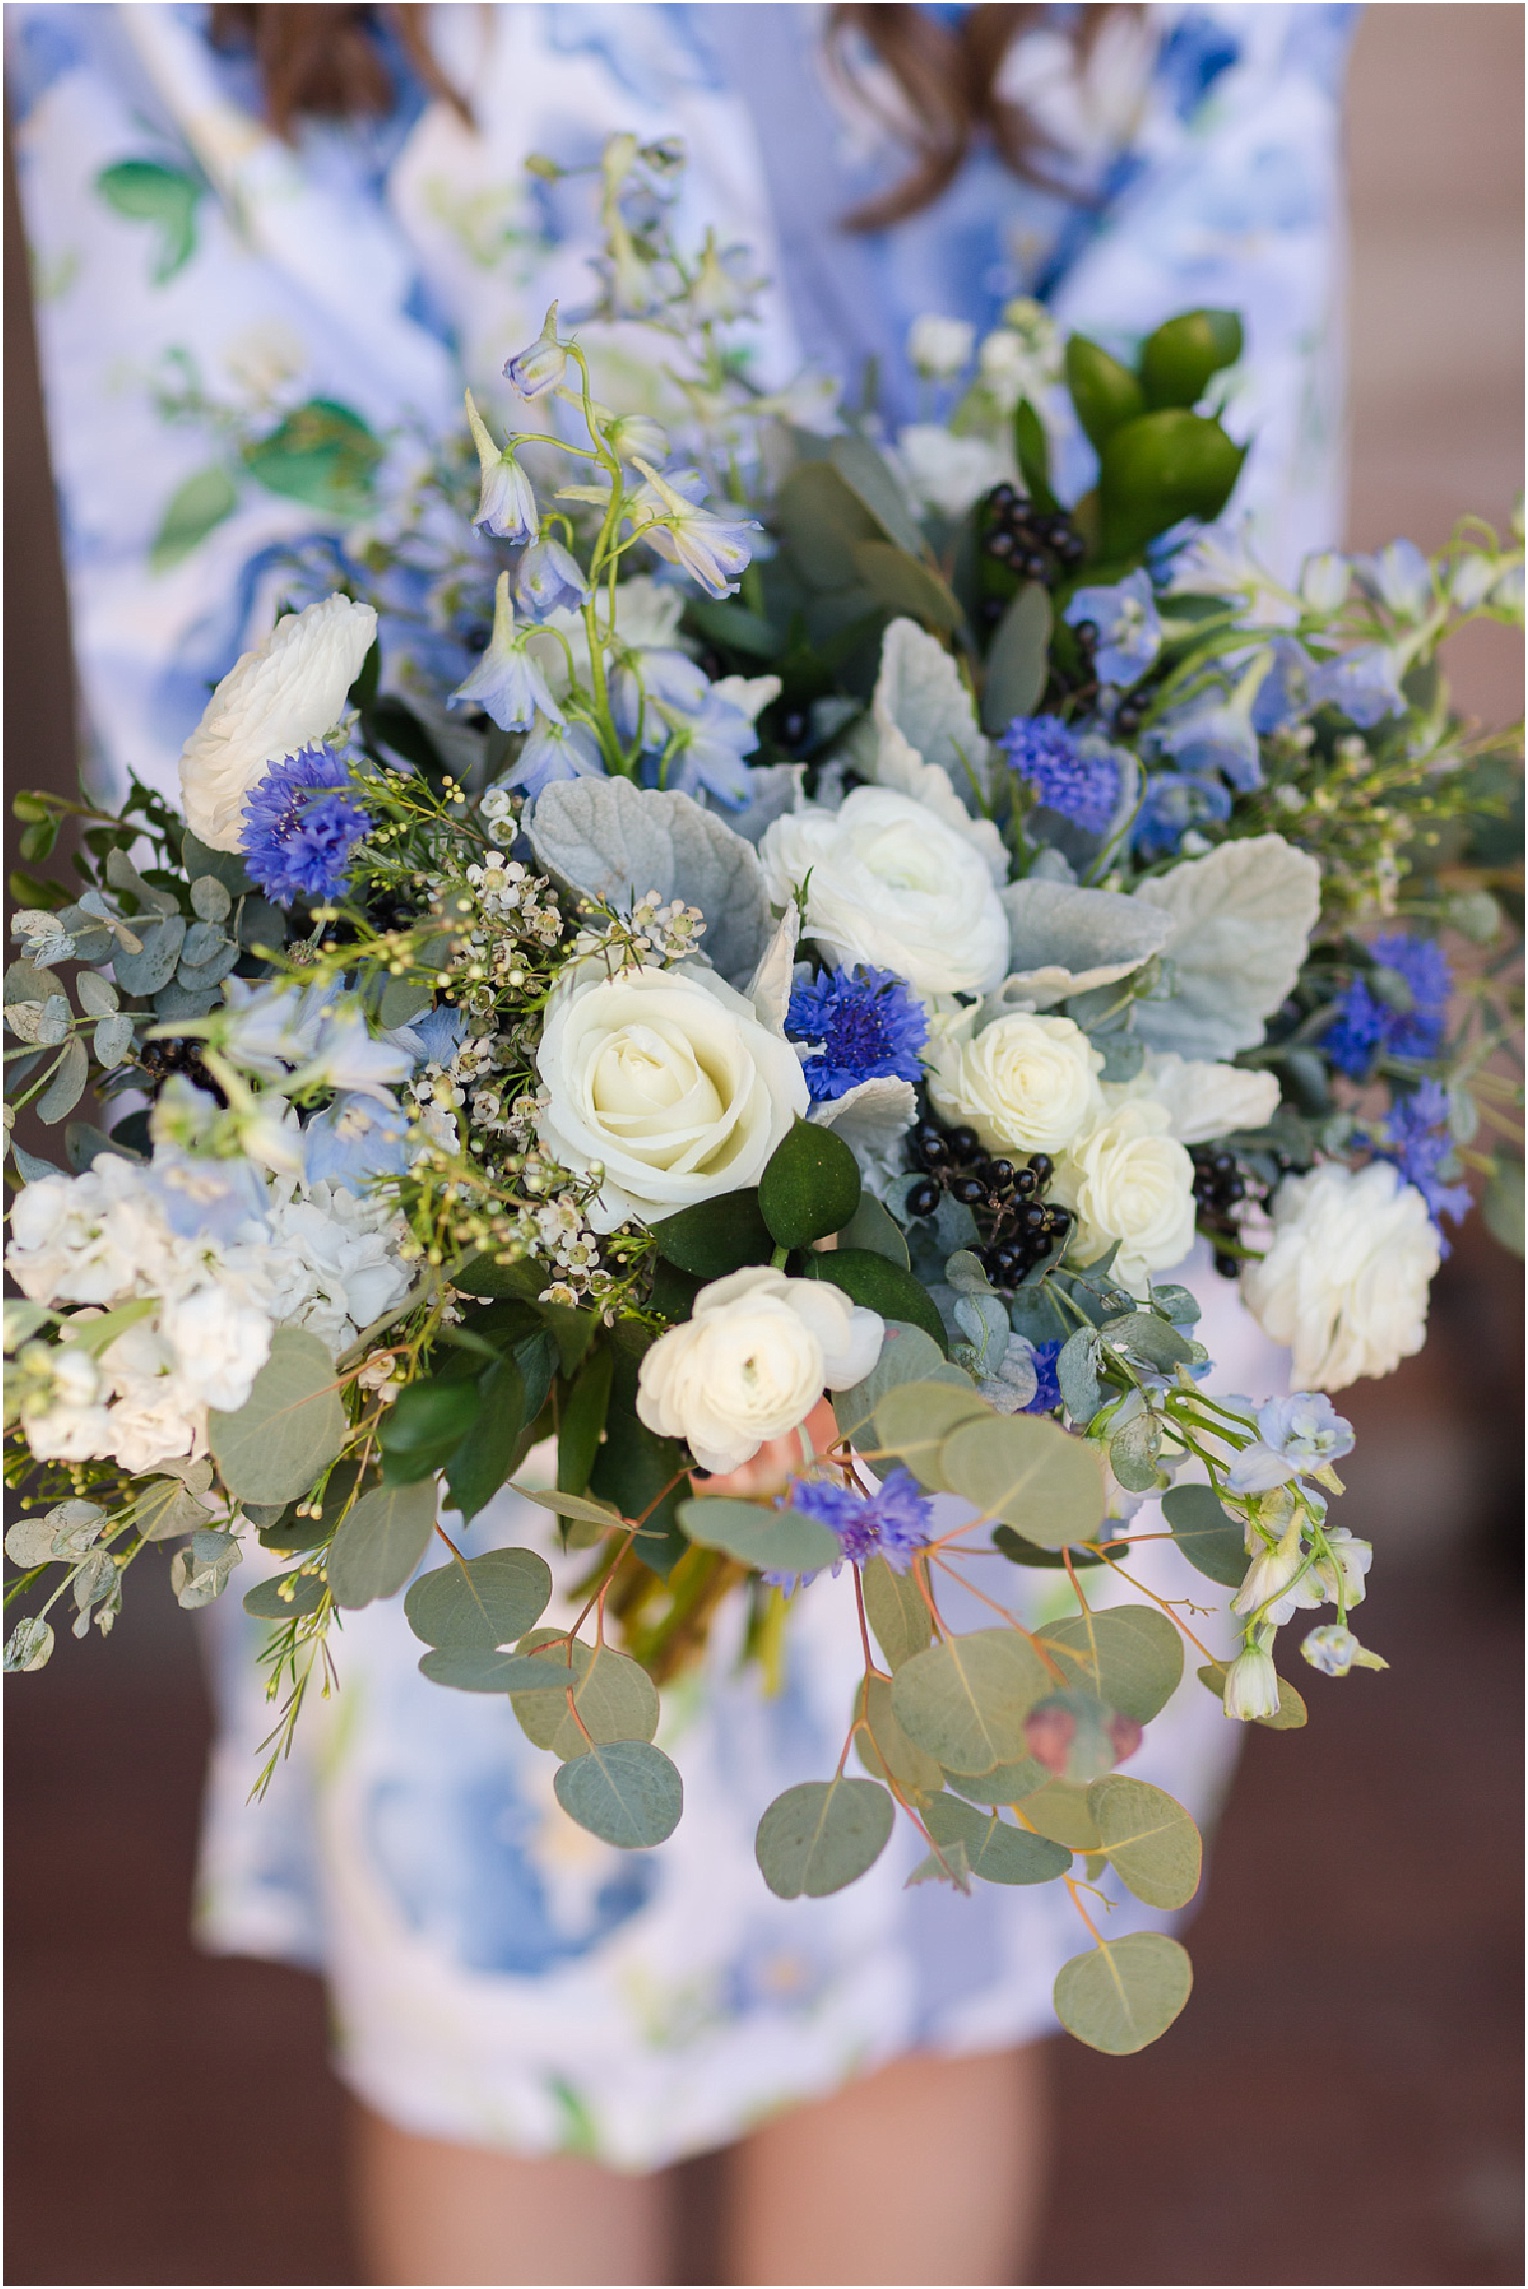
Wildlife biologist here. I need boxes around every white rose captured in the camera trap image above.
[1137,1052,1281,1145]
[636,1265,883,1474]
[928,1010,1103,1154]
[761,788,1009,1000]
[892,424,1011,519]
[178,594,378,851]
[536,964,808,1233]
[1053,1097,1197,1295]
[1240,1161,1439,1390]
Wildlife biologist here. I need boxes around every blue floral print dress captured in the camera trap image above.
[9,2,1354,2167]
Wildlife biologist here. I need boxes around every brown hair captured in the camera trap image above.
[211,3,1119,227]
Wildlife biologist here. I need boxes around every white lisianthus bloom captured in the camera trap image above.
[1137,1052,1281,1145]
[1053,1096,1197,1295]
[1223,1644,1282,1721]
[927,1010,1103,1155]
[537,963,808,1233]
[907,314,975,378]
[178,594,377,852]
[1241,1161,1440,1390]
[761,787,1009,1000]
[892,425,1011,520]
[636,1266,883,1474]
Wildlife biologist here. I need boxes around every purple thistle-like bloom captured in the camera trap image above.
[1023,1339,1063,1416]
[240,744,371,908]
[1001,716,1119,834]
[1325,931,1452,1076]
[1371,1079,1471,1246]
[786,966,928,1102]
[791,1467,934,1572]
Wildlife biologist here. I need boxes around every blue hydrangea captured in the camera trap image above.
[785,967,928,1102]
[1023,1339,1063,1415]
[1064,569,1163,688]
[1132,768,1231,859]
[240,744,372,907]
[1001,715,1119,834]
[1324,932,1453,1076]
[1370,1079,1471,1245]
[790,1467,934,1571]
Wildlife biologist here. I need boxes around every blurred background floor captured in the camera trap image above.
[5,6,1524,2285]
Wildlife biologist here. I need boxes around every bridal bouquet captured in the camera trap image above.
[6,136,1522,2058]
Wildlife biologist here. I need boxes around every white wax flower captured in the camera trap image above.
[1053,1097,1197,1296]
[761,787,1009,1000]
[536,963,808,1233]
[927,1010,1103,1155]
[1240,1160,1440,1390]
[635,1265,883,1475]
[178,594,377,852]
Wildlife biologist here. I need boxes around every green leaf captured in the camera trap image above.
[36,1037,89,1126]
[832,1321,969,1445]
[944,1755,1050,1805]
[774,460,884,590]
[1138,309,1243,411]
[1064,335,1146,453]
[112,913,187,996]
[242,1569,326,1621]
[1160,1483,1247,1587]
[180,833,254,896]
[558,1345,613,1497]
[1483,1157,1525,1257]
[505,1638,661,1760]
[326,1478,437,1609]
[652,1188,775,1276]
[1038,1605,1184,1722]
[837,1191,910,1269]
[829,433,928,557]
[853,1674,944,1803]
[891,1629,1051,1774]
[924,1792,1072,1886]
[504,1630,592,1738]
[242,397,382,517]
[378,1376,481,1484]
[96,159,202,281]
[1018,1778,1101,1849]
[981,583,1052,731]
[1197,1660,1307,1729]
[442,1356,525,1523]
[1012,399,1057,512]
[588,1345,689,1578]
[208,1327,347,1505]
[937,1413,1106,1548]
[555,1739,684,1848]
[516,1486,626,1530]
[804,1250,949,1352]
[992,1523,1112,1571]
[403,1548,553,1650]
[449,1253,546,1302]
[861,1553,933,1671]
[852,541,963,633]
[1054,1932,1193,2055]
[759,1120,862,1249]
[1087,1776,1202,1910]
[254,1456,370,1556]
[149,465,239,574]
[677,1496,840,1576]
[1098,410,1247,559]
[1110,1409,1165,1494]
[873,1379,990,1491]
[419,1645,585,1695]
[1104,1311,1201,1370]
[755,1776,896,1898]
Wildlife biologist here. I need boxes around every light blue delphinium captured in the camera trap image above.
[449,571,564,734]
[1132,767,1232,859]
[1065,568,1163,688]
[1250,635,1313,734]
[147,1132,270,1241]
[1306,643,1407,728]
[290,1004,414,1105]
[626,457,759,600]
[1226,1393,1356,1495]
[1153,674,1263,791]
[301,1091,411,1194]
[463,389,539,544]
[513,537,591,621]
[1355,538,1432,621]
[615,649,762,807]
[507,716,606,801]
[503,302,569,401]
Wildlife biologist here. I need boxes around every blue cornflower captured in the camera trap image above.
[785,967,928,1102]
[791,1467,934,1571]
[1325,932,1453,1076]
[1132,768,1231,860]
[1023,1339,1063,1416]
[1371,1079,1471,1244]
[1064,569,1163,688]
[1306,644,1406,728]
[240,744,371,907]
[1002,716,1119,834]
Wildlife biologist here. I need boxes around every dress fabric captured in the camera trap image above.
[10,3,1354,2169]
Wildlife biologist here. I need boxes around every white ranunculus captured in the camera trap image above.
[636,1265,883,1474]
[893,424,1011,519]
[761,787,1009,1000]
[536,963,808,1233]
[178,594,378,851]
[927,1010,1103,1154]
[1240,1160,1440,1390]
[1053,1096,1197,1295]
[1137,1051,1281,1145]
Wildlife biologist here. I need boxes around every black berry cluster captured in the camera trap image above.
[1191,1147,1251,1278]
[980,484,1085,599]
[906,1113,1071,1289]
[134,1036,229,1107]
[1068,620,1146,735]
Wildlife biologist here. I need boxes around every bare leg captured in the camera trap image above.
[725,2044,1050,2287]
[349,2101,670,2287]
